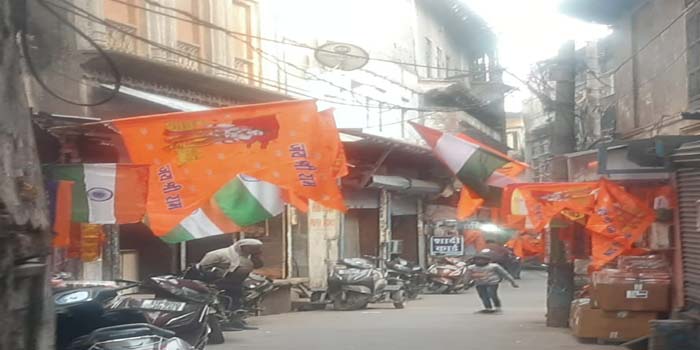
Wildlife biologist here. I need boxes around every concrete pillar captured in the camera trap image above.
[101,224,120,280]
[378,189,392,261]
[307,201,341,289]
[417,198,426,268]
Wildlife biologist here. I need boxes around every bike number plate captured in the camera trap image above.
[140,299,186,312]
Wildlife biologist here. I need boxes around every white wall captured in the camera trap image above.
[258,0,477,141]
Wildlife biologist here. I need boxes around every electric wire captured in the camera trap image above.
[21,0,122,106]
[50,0,497,113]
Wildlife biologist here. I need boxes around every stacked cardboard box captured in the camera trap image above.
[592,255,671,312]
[570,255,670,342]
[570,298,658,341]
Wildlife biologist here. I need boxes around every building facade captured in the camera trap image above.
[258,0,506,149]
[562,0,700,139]
[562,0,700,322]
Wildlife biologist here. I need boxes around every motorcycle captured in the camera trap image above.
[54,281,194,350]
[425,256,469,294]
[183,265,276,320]
[242,272,278,315]
[385,256,426,300]
[64,324,193,350]
[106,276,223,348]
[326,257,406,311]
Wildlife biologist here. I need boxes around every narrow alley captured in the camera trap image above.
[212,272,615,350]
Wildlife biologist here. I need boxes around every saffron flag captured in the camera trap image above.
[47,164,149,224]
[510,182,598,231]
[506,231,545,258]
[411,122,511,197]
[110,100,346,236]
[586,179,655,270]
[159,108,346,243]
[457,186,484,220]
[47,180,74,248]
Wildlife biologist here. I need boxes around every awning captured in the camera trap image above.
[671,141,700,167]
[598,136,700,179]
[101,84,211,112]
[366,175,442,195]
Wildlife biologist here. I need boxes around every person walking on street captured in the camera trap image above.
[483,239,522,279]
[466,251,519,313]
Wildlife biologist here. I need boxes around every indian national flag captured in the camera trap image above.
[410,122,514,197]
[48,164,149,224]
[161,174,284,243]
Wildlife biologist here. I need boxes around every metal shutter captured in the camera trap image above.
[677,168,700,309]
[672,141,700,310]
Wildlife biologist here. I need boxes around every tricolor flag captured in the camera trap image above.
[47,164,149,224]
[410,122,515,197]
[161,174,284,243]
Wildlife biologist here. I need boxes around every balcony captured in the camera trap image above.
[104,20,138,55]
[175,41,201,71]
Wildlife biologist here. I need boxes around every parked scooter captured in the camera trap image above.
[425,256,469,294]
[385,255,426,300]
[106,276,222,348]
[325,257,406,310]
[54,281,195,350]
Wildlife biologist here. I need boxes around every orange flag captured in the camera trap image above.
[457,186,484,220]
[586,179,655,270]
[51,180,74,248]
[110,100,346,236]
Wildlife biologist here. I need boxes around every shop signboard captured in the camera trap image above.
[429,236,464,256]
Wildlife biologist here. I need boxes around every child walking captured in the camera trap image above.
[466,251,519,313]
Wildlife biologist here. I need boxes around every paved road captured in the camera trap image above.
[211,271,617,350]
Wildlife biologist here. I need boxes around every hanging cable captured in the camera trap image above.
[21,0,121,106]
[110,0,487,76]
[49,0,494,113]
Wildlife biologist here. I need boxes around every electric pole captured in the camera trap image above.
[547,41,576,328]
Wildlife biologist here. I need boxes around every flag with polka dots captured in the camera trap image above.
[110,100,346,237]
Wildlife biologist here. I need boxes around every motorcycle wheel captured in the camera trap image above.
[391,290,406,309]
[207,317,225,345]
[332,292,369,311]
[427,282,450,294]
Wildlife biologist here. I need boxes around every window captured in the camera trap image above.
[175,0,202,70]
[507,131,519,150]
[229,0,258,84]
[436,47,443,78]
[103,0,144,55]
[425,38,433,78]
[445,55,451,77]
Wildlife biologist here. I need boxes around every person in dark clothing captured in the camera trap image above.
[484,240,522,279]
[466,251,519,313]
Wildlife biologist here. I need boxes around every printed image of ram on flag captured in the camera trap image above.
[410,122,526,219]
[161,110,347,243]
[108,100,347,241]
